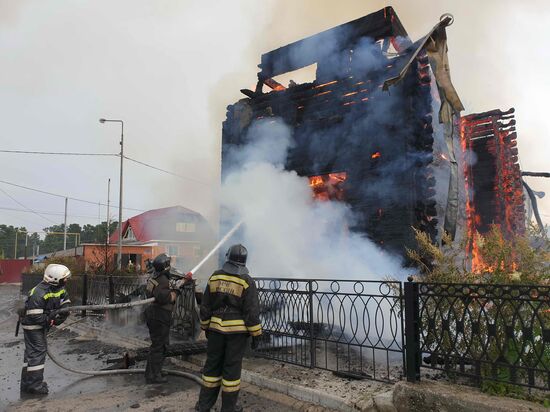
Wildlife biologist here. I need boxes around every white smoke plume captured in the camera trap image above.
[221,118,407,279]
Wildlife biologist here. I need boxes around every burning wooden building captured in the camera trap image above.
[460,108,526,271]
[221,7,524,258]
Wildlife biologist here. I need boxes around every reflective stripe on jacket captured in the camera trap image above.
[22,281,70,327]
[200,270,262,336]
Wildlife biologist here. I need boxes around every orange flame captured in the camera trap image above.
[308,172,347,201]
[371,152,381,159]
[460,113,524,274]
[460,117,484,273]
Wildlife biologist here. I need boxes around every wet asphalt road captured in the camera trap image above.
[0,284,315,412]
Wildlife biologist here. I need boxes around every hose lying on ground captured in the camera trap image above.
[46,317,203,385]
[46,339,202,385]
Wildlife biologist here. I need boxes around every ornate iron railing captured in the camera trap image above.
[84,275,146,306]
[171,281,200,340]
[408,281,550,390]
[255,278,405,383]
[22,271,550,391]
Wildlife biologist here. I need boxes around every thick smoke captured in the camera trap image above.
[221,118,406,279]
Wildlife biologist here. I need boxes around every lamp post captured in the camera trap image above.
[100,118,124,271]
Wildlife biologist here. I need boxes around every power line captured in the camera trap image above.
[0,149,118,156]
[123,155,210,185]
[0,187,57,224]
[0,179,146,213]
[1,149,212,186]
[0,205,99,219]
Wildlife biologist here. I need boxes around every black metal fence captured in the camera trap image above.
[20,273,550,390]
[20,274,198,339]
[405,281,550,391]
[255,279,404,383]
[172,281,200,340]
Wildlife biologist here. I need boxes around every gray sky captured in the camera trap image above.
[1,0,549,235]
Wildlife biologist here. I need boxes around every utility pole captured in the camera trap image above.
[14,230,18,259]
[107,178,111,245]
[24,233,28,259]
[118,123,123,270]
[99,118,124,270]
[63,197,68,250]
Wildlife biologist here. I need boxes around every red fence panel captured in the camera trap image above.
[0,259,31,283]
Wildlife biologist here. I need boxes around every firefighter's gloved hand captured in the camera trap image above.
[45,312,56,327]
[168,278,181,292]
[47,312,67,327]
[251,336,260,350]
[53,314,67,326]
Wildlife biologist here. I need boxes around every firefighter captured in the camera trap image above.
[20,264,71,395]
[144,253,178,384]
[196,244,262,412]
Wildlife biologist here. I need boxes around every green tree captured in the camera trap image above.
[0,225,17,258]
[0,225,40,259]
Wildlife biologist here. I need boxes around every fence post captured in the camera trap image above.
[108,275,115,304]
[308,280,316,368]
[81,273,88,317]
[191,280,198,340]
[404,276,420,382]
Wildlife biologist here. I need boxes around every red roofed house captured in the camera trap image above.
[106,206,215,274]
[52,206,216,279]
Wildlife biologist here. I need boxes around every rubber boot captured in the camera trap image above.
[25,382,48,395]
[20,367,28,393]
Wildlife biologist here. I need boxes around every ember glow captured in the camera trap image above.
[371,152,381,159]
[314,80,338,89]
[308,172,347,201]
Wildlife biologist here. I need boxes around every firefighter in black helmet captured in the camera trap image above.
[196,244,262,412]
[144,253,177,384]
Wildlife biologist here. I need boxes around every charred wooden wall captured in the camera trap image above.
[222,7,458,256]
[460,108,525,239]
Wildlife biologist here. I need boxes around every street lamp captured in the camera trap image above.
[99,118,124,271]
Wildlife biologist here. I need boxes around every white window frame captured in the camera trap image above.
[123,226,136,240]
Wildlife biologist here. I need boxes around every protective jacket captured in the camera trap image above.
[21,281,70,329]
[144,270,174,383]
[199,266,262,337]
[20,281,70,394]
[145,272,175,313]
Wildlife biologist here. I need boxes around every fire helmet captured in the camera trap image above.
[152,253,171,273]
[225,244,247,266]
[43,264,72,286]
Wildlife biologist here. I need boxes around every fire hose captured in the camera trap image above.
[43,220,244,384]
[53,219,244,316]
[46,344,202,384]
